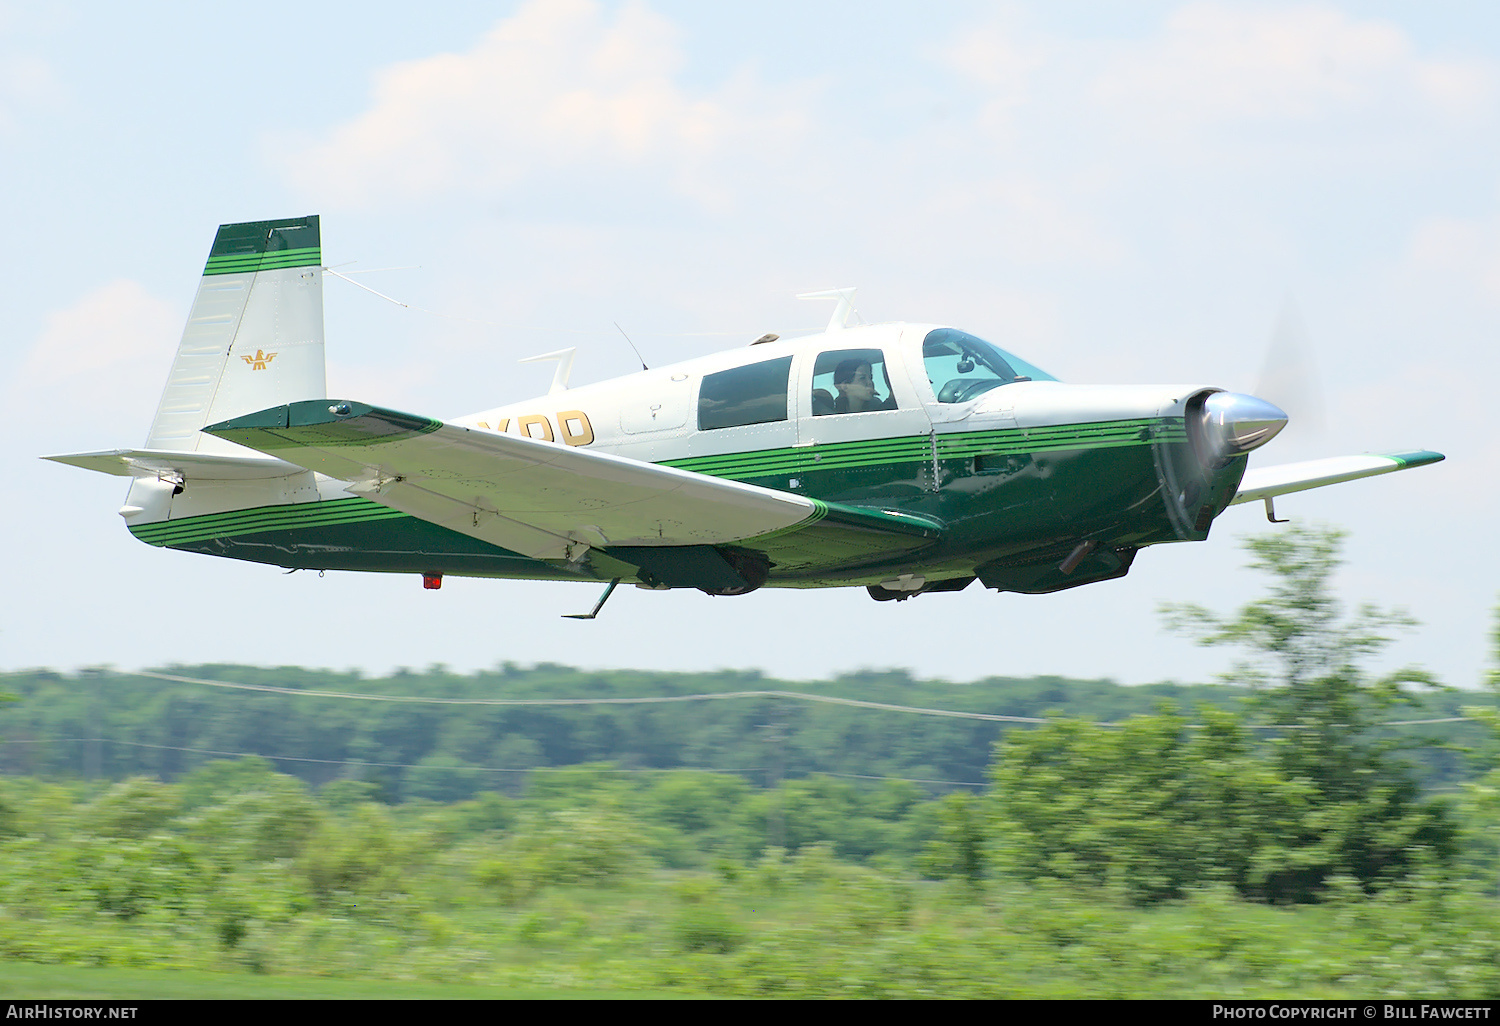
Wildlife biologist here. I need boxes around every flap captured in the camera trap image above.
[1230,450,1444,505]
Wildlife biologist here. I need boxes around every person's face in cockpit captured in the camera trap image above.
[838,364,875,410]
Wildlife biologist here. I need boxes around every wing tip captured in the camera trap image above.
[1385,449,1445,469]
[1380,447,1440,468]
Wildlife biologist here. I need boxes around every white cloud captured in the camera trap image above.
[1406,214,1500,304]
[934,11,1046,137]
[0,53,60,131]
[938,4,1493,147]
[17,280,179,436]
[1092,3,1493,128]
[282,0,793,206]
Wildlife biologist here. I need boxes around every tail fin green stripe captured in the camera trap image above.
[205,246,322,275]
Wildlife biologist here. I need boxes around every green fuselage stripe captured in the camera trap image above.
[663,417,1181,481]
[204,247,322,276]
[135,416,1189,550]
[130,497,408,547]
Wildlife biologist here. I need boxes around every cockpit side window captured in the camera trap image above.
[921,328,1056,404]
[810,348,898,416]
[698,356,793,430]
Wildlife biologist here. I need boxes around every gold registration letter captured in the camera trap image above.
[517,414,554,442]
[558,410,595,447]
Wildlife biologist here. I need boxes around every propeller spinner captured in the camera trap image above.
[1192,391,1289,466]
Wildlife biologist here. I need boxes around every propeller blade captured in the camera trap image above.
[1253,299,1326,437]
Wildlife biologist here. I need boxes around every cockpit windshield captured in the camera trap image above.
[921,328,1057,403]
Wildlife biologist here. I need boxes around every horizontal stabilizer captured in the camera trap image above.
[44,449,308,480]
[1230,450,1444,505]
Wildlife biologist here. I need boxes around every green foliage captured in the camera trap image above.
[510,806,647,886]
[1147,523,1458,900]
[298,802,422,921]
[405,754,481,803]
[86,777,181,838]
[181,770,321,870]
[1,655,1482,807]
[69,832,206,920]
[0,755,1497,997]
[179,757,280,810]
[1457,601,1500,893]
[318,779,383,809]
[994,707,1351,903]
[672,879,746,953]
[0,581,1494,995]
[0,779,19,839]
[643,770,750,835]
[451,791,517,835]
[918,791,987,884]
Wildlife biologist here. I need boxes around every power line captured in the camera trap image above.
[128,669,1052,723]
[5,668,1483,792]
[123,670,1483,730]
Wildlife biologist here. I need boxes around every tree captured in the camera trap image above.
[991,705,1319,903]
[1458,600,1500,894]
[1161,523,1456,899]
[992,525,1457,905]
[918,791,987,886]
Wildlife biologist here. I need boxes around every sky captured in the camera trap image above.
[6,1,1498,689]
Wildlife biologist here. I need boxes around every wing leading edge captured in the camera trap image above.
[205,401,942,583]
[1230,450,1444,506]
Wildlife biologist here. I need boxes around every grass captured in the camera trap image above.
[0,961,708,1000]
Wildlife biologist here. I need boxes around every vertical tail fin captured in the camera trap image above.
[145,215,326,455]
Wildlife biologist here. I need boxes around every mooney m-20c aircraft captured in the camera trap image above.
[48,216,1442,613]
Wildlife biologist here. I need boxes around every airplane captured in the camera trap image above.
[46,215,1443,616]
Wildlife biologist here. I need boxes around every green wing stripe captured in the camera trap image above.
[130,498,408,547]
[819,501,942,537]
[748,498,829,542]
[205,402,444,451]
[204,246,322,275]
[1382,450,1445,469]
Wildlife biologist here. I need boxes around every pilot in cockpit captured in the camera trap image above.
[832,359,895,414]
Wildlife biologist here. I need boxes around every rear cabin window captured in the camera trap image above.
[698,356,793,430]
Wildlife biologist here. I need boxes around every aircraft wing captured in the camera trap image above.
[205,401,941,571]
[1229,450,1444,506]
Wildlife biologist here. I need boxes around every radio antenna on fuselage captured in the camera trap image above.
[614,322,649,371]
